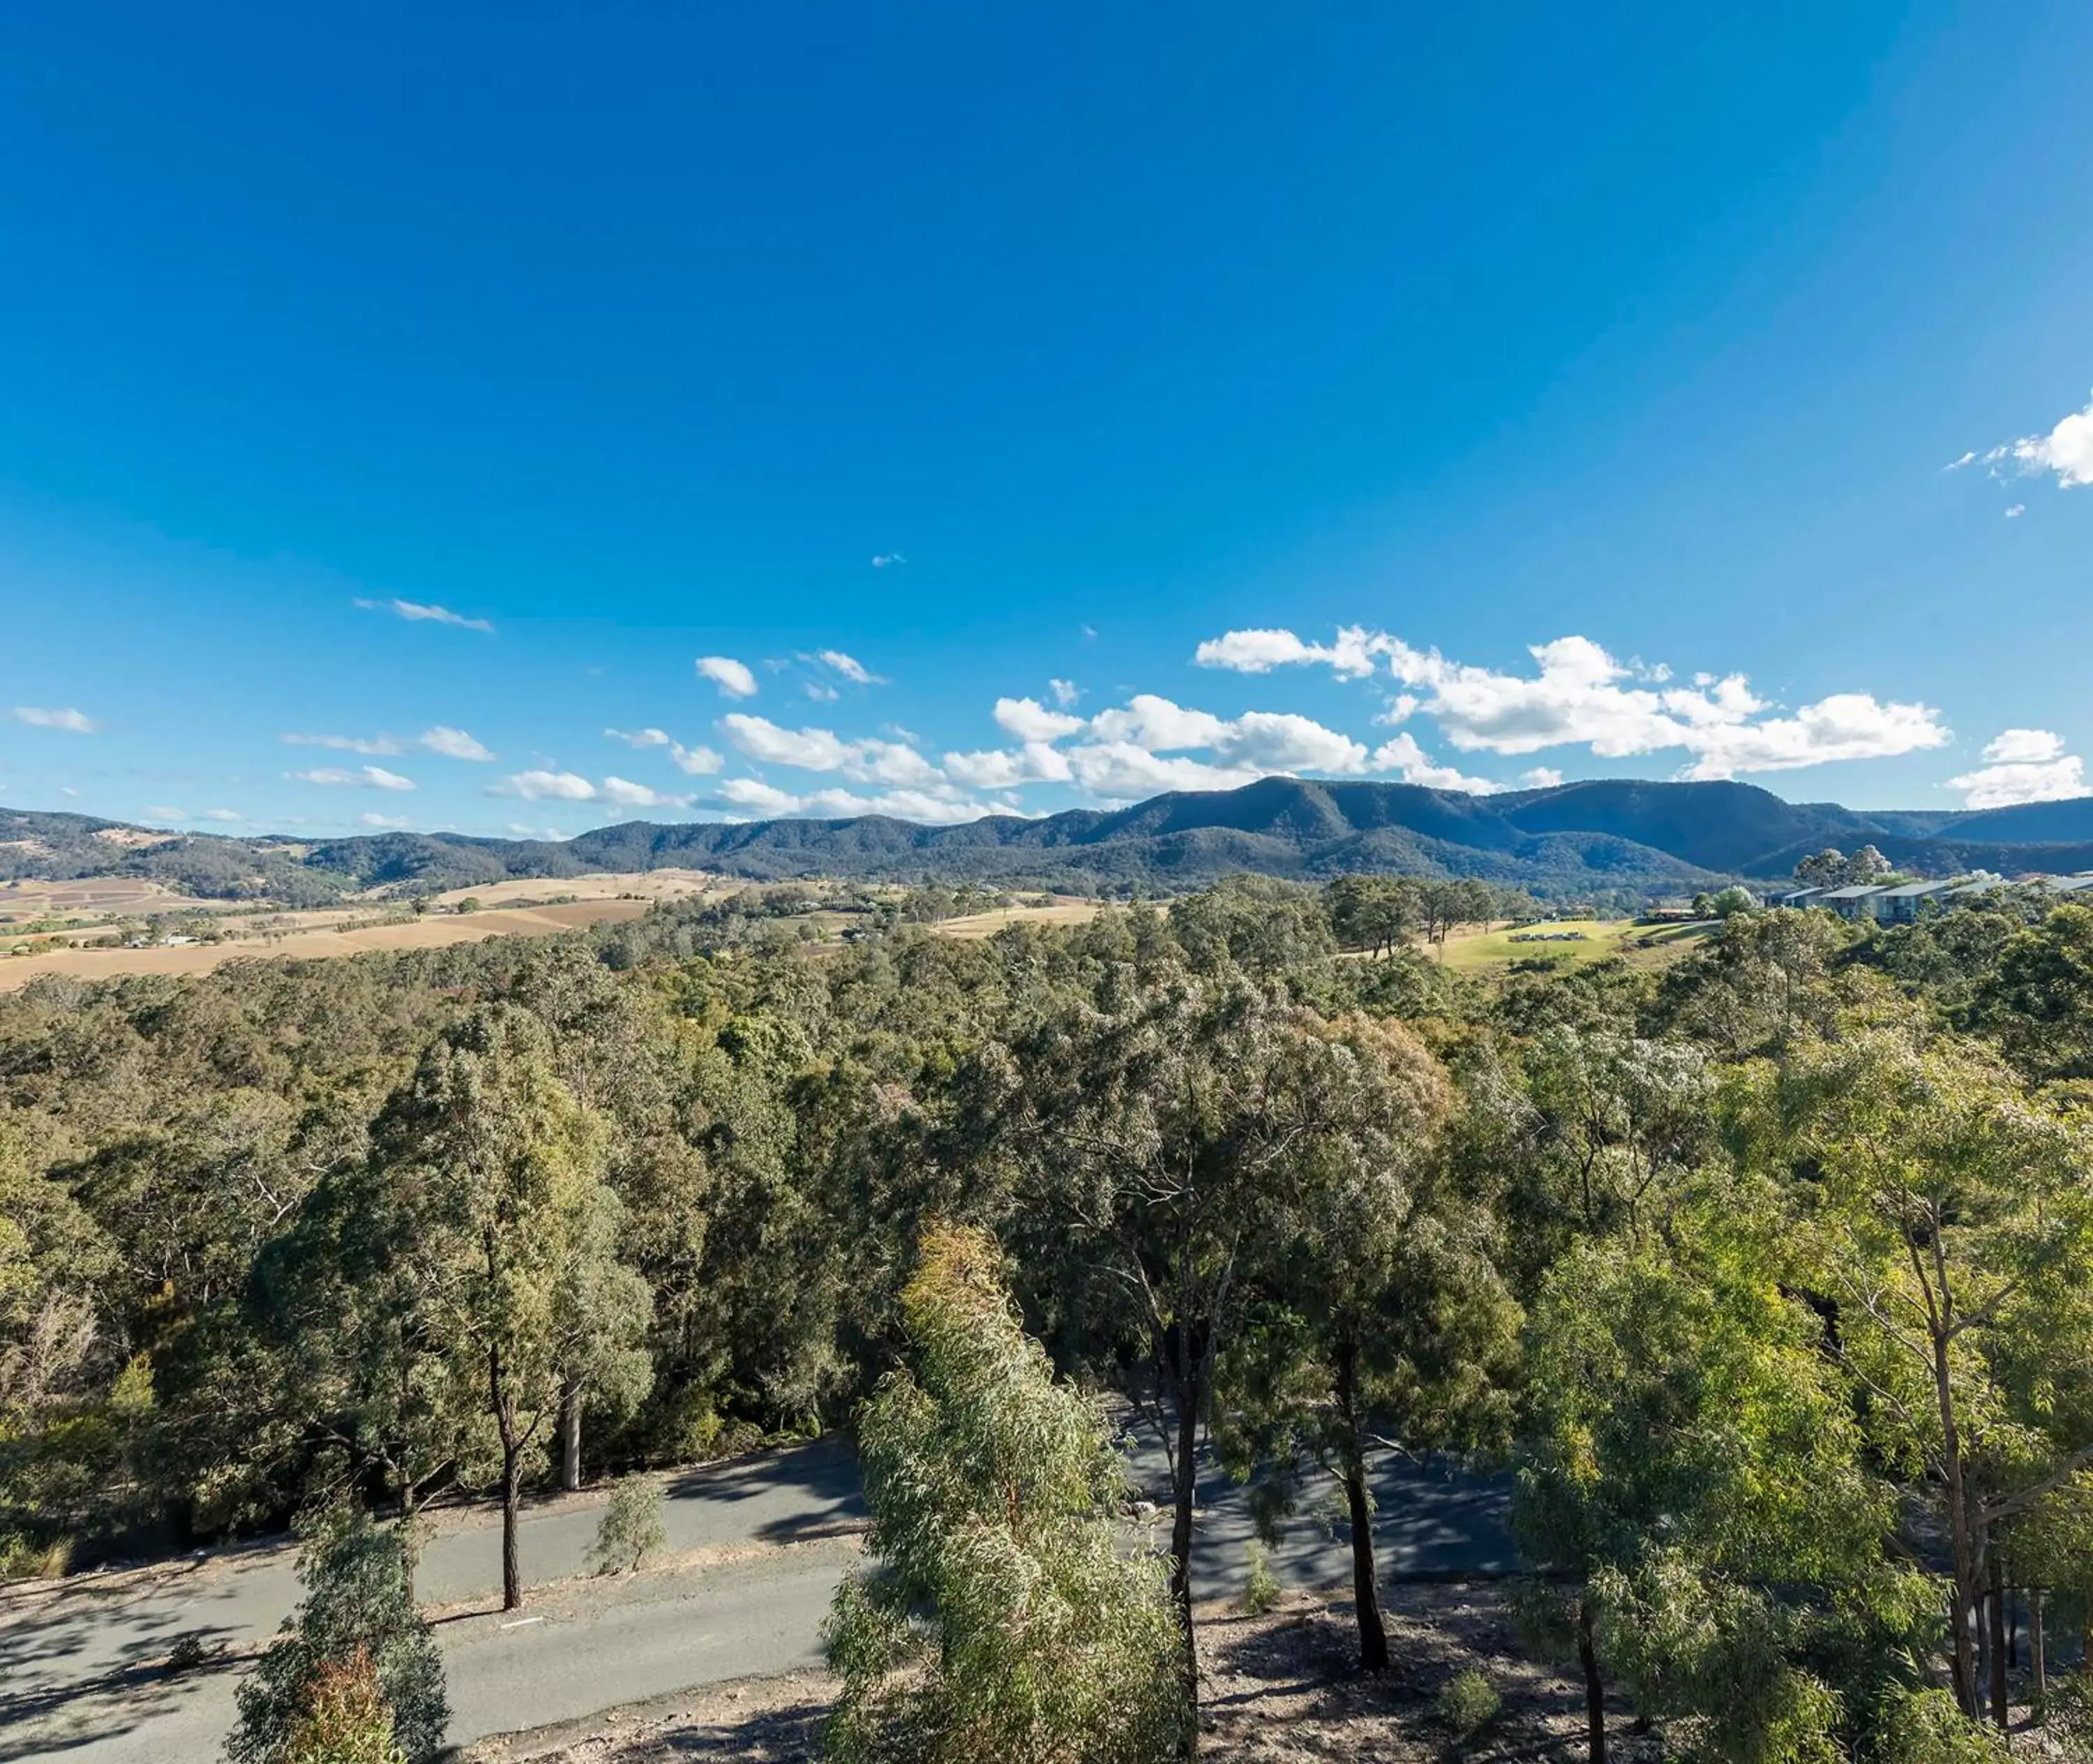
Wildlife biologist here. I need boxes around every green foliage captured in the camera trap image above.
[589,1474,667,1575]
[1436,1667,1501,1740]
[823,1223,1188,1764]
[226,1510,447,1764]
[1239,1540,1280,1615]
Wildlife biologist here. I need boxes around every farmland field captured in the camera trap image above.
[1435,916,1716,971]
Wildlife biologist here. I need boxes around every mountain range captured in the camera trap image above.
[6,778,2093,906]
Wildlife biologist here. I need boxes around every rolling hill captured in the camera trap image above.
[6,778,2092,906]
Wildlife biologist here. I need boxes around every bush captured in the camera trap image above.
[226,1511,447,1764]
[1437,1667,1501,1740]
[1240,1540,1280,1616]
[588,1475,668,1576]
[823,1223,1190,1764]
[283,1649,405,1764]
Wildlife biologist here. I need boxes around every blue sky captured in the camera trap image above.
[2,3,2089,838]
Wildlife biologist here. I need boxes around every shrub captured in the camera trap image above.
[823,1223,1190,1764]
[226,1511,447,1764]
[589,1475,668,1576]
[283,1648,406,1764]
[1437,1667,1501,1740]
[1240,1540,1281,1616]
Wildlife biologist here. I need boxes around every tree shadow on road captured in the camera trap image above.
[0,1617,247,1761]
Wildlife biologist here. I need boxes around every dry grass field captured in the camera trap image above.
[931,899,1106,939]
[0,895,665,992]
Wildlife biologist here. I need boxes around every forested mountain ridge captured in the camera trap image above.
[6,775,2092,904]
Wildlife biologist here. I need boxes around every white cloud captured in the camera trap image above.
[804,682,840,701]
[1674,695,1949,780]
[1202,627,1946,779]
[144,805,186,821]
[1946,755,2086,812]
[203,807,243,822]
[290,765,417,791]
[1194,625,1388,679]
[1944,451,1977,470]
[360,812,414,829]
[600,776,693,810]
[818,649,878,685]
[1522,768,1565,788]
[1368,733,1501,794]
[2006,504,2025,519]
[1088,694,1372,775]
[697,655,759,698]
[284,732,405,755]
[604,727,720,775]
[493,770,598,802]
[13,706,98,733]
[1065,743,1267,798]
[1979,390,2093,490]
[716,777,991,824]
[719,714,938,785]
[354,597,495,633]
[1981,728,2065,765]
[1049,678,1081,708]
[943,742,1074,789]
[872,553,906,567]
[995,696,1086,742]
[668,742,722,775]
[419,726,495,761]
[1948,728,2086,809]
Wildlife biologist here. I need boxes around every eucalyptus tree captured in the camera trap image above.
[356,1006,652,1609]
[1214,1013,1519,1670]
[1001,972,1412,1751]
[825,1222,1186,1764]
[1758,1025,2093,1724]
[1513,1181,1905,1764]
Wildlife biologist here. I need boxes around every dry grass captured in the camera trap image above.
[931,899,1105,939]
[0,898,659,992]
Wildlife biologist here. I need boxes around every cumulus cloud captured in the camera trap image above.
[1948,728,2087,810]
[697,655,759,698]
[290,765,417,791]
[144,805,186,822]
[1194,625,1387,679]
[719,714,939,786]
[13,706,98,733]
[1196,626,1948,779]
[943,742,1074,790]
[994,697,1086,742]
[1522,768,1565,788]
[203,807,244,822]
[600,776,693,809]
[1976,390,2093,490]
[492,770,599,802]
[716,777,990,824]
[360,812,414,828]
[1368,733,1501,794]
[419,726,495,761]
[604,727,721,775]
[871,553,906,567]
[2006,504,2025,519]
[1049,678,1081,708]
[354,597,495,633]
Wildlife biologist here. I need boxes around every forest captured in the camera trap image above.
[5,874,2093,1763]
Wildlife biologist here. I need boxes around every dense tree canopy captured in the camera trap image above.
[4,876,2092,1759]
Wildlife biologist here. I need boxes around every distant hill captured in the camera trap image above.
[6,778,2092,906]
